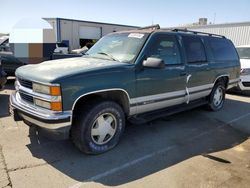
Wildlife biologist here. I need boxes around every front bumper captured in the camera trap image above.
[238,75,250,91]
[10,92,72,139]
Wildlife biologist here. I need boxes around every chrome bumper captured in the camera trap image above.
[10,92,72,131]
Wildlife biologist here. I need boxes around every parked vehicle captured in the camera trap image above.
[10,25,240,154]
[0,36,10,52]
[0,52,26,76]
[54,42,69,54]
[71,46,88,54]
[236,45,250,91]
[0,57,7,90]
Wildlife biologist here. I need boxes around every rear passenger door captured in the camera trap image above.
[182,35,214,102]
[135,33,186,114]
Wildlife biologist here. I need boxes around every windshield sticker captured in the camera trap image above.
[128,33,144,39]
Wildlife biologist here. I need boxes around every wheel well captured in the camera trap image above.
[73,90,130,116]
[214,76,229,88]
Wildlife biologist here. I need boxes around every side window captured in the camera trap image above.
[146,34,181,65]
[182,36,207,63]
[208,38,238,61]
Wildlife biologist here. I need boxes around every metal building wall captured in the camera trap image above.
[44,18,58,42]
[185,23,250,46]
[46,18,138,50]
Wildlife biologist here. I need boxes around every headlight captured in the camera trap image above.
[32,83,62,111]
[34,99,62,111]
[33,83,61,96]
[241,68,250,75]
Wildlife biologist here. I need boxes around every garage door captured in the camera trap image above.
[79,26,101,40]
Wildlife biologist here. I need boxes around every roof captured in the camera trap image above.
[44,17,139,28]
[166,21,250,30]
[236,45,250,48]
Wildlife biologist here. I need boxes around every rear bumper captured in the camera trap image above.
[10,92,72,139]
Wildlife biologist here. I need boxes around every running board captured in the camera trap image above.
[128,99,208,124]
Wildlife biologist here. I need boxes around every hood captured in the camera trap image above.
[240,59,250,69]
[16,56,127,83]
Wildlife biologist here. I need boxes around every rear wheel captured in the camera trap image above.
[207,81,226,111]
[71,100,125,154]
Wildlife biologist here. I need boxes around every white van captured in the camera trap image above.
[236,45,250,91]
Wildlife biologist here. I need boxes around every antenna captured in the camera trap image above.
[213,13,216,24]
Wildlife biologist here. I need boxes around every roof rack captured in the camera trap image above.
[138,24,160,30]
[171,28,226,38]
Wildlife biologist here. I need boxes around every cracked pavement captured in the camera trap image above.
[0,79,250,188]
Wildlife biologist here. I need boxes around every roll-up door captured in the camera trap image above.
[79,26,101,39]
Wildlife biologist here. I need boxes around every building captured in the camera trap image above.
[44,18,138,50]
[169,21,250,46]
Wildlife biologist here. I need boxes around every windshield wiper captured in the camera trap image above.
[96,52,120,62]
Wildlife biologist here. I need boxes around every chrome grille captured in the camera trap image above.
[18,78,32,89]
[19,92,34,104]
[242,82,250,87]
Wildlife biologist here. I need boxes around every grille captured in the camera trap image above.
[19,92,34,104]
[242,82,250,87]
[18,78,32,89]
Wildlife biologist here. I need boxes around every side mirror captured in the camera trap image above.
[143,57,165,69]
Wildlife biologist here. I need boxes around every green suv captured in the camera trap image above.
[10,25,240,154]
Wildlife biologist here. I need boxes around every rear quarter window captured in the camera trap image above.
[208,38,238,61]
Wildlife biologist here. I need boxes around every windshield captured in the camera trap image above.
[86,32,149,63]
[236,47,250,59]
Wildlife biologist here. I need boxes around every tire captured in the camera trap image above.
[71,100,125,154]
[207,81,226,111]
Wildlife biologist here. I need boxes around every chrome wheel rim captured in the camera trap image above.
[91,113,117,145]
[213,87,223,107]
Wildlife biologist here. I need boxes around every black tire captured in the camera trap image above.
[71,100,125,154]
[207,81,226,111]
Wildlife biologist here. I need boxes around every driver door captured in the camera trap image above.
[135,33,186,114]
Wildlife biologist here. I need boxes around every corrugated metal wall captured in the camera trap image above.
[45,18,138,50]
[187,25,250,46]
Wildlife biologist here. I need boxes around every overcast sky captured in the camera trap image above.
[0,0,250,33]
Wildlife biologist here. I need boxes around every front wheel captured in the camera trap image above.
[71,100,125,154]
[207,81,226,111]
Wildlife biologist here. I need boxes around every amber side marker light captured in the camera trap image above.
[51,102,62,111]
[50,86,61,96]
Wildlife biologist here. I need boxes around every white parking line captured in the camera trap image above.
[69,124,226,188]
[227,112,250,124]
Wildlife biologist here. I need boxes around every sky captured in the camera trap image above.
[0,0,250,33]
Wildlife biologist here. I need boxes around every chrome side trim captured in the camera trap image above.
[130,90,186,104]
[71,88,132,112]
[136,96,185,114]
[189,90,211,101]
[130,83,213,114]
[188,83,213,93]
